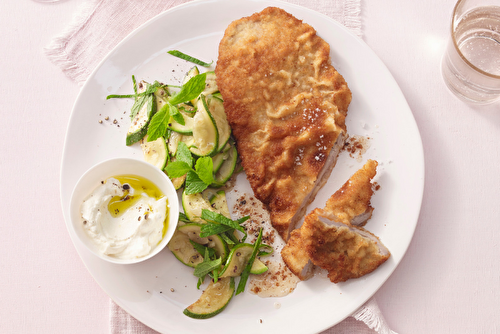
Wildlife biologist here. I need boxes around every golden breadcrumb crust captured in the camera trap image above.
[325,159,378,226]
[216,7,351,240]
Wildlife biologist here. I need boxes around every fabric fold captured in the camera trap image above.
[44,0,362,86]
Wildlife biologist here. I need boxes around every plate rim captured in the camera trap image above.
[60,0,425,333]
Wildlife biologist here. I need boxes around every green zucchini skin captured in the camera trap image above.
[183,277,235,319]
[126,82,157,146]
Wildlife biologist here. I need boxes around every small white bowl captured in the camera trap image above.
[69,158,179,264]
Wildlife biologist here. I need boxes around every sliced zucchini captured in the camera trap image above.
[212,142,238,186]
[178,223,228,262]
[155,86,169,110]
[203,95,231,152]
[168,230,203,268]
[168,110,194,135]
[220,243,254,278]
[211,144,230,174]
[209,190,230,219]
[126,82,156,146]
[183,277,235,319]
[183,66,200,85]
[178,103,196,114]
[182,188,231,223]
[140,135,168,170]
[250,258,268,275]
[167,131,183,156]
[168,131,195,157]
[181,190,213,224]
[202,71,219,96]
[190,96,218,157]
[181,135,195,150]
[171,176,186,190]
[211,92,223,101]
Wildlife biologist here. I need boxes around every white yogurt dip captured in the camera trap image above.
[81,176,167,260]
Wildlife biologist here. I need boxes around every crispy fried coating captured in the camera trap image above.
[325,159,378,226]
[282,160,389,283]
[303,209,390,283]
[281,227,315,280]
[216,7,351,241]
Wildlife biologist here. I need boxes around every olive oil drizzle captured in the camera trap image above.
[106,175,169,239]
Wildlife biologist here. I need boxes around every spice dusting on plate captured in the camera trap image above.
[231,191,300,297]
[344,135,371,162]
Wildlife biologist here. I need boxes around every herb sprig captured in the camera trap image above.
[165,153,214,194]
[147,73,207,142]
[236,228,263,295]
[167,50,213,67]
[199,209,249,241]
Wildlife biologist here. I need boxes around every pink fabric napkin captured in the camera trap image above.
[46,1,396,333]
[110,297,397,334]
[45,0,361,86]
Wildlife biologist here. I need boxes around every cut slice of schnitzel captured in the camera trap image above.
[324,159,378,227]
[303,208,390,283]
[281,160,387,281]
[215,7,352,241]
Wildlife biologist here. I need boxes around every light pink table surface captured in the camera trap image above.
[1,0,499,333]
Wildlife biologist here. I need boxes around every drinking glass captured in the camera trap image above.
[441,0,500,104]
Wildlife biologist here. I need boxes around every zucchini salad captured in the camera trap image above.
[107,51,272,319]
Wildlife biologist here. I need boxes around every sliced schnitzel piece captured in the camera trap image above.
[304,209,390,283]
[281,160,385,282]
[216,7,351,241]
[325,159,378,226]
[281,227,315,280]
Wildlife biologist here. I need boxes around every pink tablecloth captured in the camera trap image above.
[45,1,395,333]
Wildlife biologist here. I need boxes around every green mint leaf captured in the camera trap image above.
[164,161,192,178]
[211,267,219,283]
[197,277,204,289]
[132,75,138,96]
[169,105,185,126]
[184,170,209,194]
[236,216,251,224]
[201,210,246,232]
[199,223,234,238]
[168,72,207,106]
[147,92,156,115]
[195,157,214,185]
[107,91,151,101]
[107,77,158,101]
[227,231,241,244]
[144,81,162,95]
[146,102,169,142]
[189,240,215,259]
[258,244,274,257]
[236,228,263,295]
[193,255,221,278]
[200,209,247,238]
[129,95,148,119]
[167,50,213,67]
[178,212,190,223]
[220,232,237,245]
[176,142,193,167]
[106,93,137,100]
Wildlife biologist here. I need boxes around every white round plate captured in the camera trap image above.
[60,0,424,333]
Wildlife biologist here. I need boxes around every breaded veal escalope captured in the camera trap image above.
[216,7,352,241]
